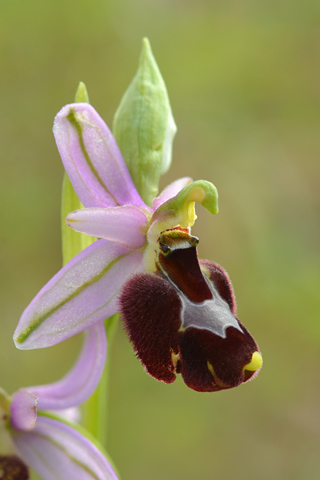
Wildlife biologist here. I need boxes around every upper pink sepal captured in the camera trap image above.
[53,103,146,209]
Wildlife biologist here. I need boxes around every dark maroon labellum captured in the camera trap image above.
[0,455,29,480]
[119,231,262,392]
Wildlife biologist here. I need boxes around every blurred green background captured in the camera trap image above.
[1,1,320,479]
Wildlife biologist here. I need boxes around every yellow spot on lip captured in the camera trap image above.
[207,361,214,377]
[243,351,263,372]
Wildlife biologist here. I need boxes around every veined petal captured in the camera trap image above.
[152,177,193,211]
[14,240,144,349]
[27,323,107,411]
[53,103,147,209]
[10,390,37,432]
[66,206,149,249]
[12,415,119,480]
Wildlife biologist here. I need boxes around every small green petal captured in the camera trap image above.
[154,179,218,226]
[147,180,219,256]
[112,37,177,207]
[172,180,219,227]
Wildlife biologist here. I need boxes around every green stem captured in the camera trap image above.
[60,81,119,448]
[81,314,118,446]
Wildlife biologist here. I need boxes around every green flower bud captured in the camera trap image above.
[113,38,177,207]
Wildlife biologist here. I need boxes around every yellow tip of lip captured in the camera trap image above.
[244,351,263,372]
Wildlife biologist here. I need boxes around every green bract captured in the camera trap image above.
[113,38,177,206]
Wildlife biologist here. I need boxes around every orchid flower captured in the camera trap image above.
[14,102,262,392]
[1,322,119,479]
